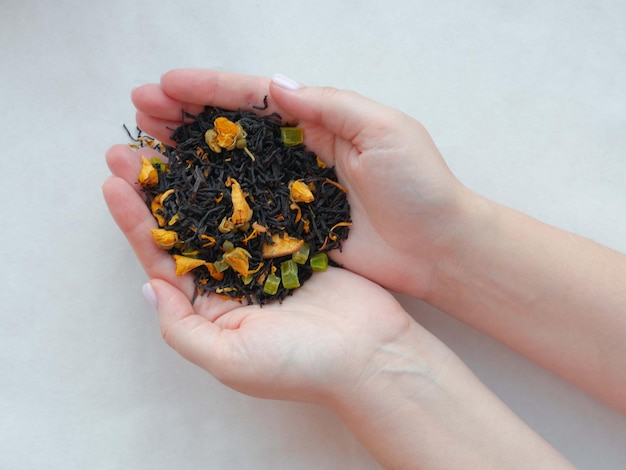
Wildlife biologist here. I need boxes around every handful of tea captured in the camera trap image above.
[133,105,351,304]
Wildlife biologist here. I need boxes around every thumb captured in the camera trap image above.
[269,73,392,143]
[143,279,226,375]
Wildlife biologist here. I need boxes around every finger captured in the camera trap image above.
[131,83,204,123]
[150,278,221,364]
[269,78,409,150]
[102,176,195,298]
[105,144,165,190]
[149,278,242,382]
[105,144,140,184]
[160,69,294,119]
[135,111,181,146]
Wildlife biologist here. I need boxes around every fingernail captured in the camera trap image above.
[142,282,158,308]
[272,73,301,91]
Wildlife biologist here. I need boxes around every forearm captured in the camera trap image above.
[427,192,626,413]
[328,322,572,469]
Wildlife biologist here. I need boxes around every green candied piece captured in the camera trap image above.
[310,252,329,272]
[241,273,254,285]
[150,156,166,172]
[280,127,304,147]
[213,258,230,273]
[263,273,281,295]
[280,259,301,289]
[292,242,310,265]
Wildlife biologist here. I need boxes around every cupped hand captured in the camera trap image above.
[103,144,421,405]
[131,69,476,299]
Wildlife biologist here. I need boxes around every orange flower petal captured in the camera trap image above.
[205,262,225,281]
[173,255,206,276]
[225,177,253,225]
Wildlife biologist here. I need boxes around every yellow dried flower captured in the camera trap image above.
[289,180,314,203]
[204,117,248,153]
[150,228,178,249]
[214,117,240,150]
[138,156,158,187]
[204,129,221,153]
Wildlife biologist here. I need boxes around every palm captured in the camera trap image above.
[103,145,412,403]
[131,70,465,298]
[298,119,462,297]
[188,267,409,402]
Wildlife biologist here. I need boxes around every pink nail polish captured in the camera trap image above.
[142,282,158,308]
[272,73,301,91]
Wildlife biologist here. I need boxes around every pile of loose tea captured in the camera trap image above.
[133,105,351,304]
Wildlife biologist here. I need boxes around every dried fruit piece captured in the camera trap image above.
[262,233,305,258]
[213,259,230,273]
[280,127,304,146]
[310,252,329,272]
[280,260,300,289]
[292,242,310,265]
[263,273,281,295]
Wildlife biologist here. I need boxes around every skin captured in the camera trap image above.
[102,68,624,468]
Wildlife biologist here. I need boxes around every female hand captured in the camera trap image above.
[102,141,573,470]
[131,69,476,299]
[103,143,426,405]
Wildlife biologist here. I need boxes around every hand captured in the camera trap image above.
[131,69,477,299]
[103,144,423,405]
[103,136,573,470]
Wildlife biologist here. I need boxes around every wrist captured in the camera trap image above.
[323,314,574,469]
[323,320,454,463]
[423,188,499,305]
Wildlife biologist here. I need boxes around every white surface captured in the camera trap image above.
[1,1,625,468]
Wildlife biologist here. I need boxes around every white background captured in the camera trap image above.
[1,1,625,468]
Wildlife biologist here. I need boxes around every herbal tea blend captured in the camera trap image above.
[133,105,351,304]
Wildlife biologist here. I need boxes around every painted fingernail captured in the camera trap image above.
[142,282,158,308]
[272,73,301,91]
